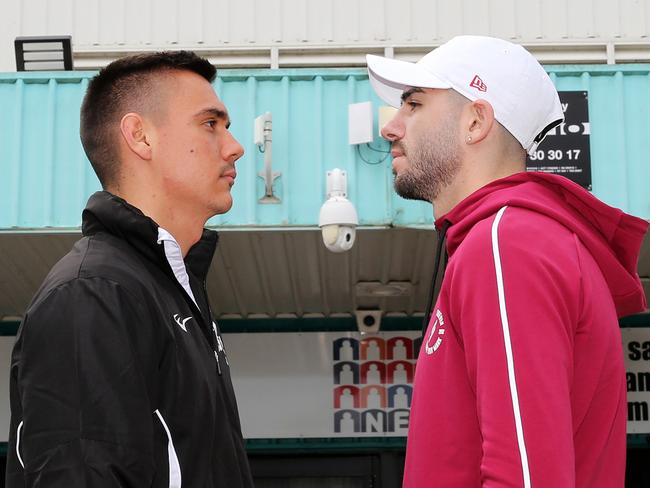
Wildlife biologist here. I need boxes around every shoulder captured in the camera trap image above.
[80,233,152,283]
[26,275,143,320]
[29,234,153,314]
[458,206,577,261]
[446,206,583,323]
[450,206,581,289]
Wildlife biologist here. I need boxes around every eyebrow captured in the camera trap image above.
[195,108,231,129]
[400,87,425,103]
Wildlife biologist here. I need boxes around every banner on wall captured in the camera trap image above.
[622,327,650,434]
[224,331,421,438]
[224,327,650,439]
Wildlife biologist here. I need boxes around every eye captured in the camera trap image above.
[204,119,217,129]
[407,101,420,111]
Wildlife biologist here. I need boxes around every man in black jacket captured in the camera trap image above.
[6,51,253,487]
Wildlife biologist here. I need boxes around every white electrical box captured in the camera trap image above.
[254,112,271,146]
[348,101,374,145]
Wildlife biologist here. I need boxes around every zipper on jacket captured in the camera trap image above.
[214,350,222,375]
[16,420,25,468]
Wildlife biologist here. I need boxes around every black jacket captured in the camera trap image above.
[6,192,254,488]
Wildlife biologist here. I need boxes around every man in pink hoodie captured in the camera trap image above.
[367,36,648,487]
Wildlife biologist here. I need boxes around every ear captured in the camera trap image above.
[119,113,152,160]
[465,99,495,147]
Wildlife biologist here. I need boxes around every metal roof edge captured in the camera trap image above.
[3,64,650,83]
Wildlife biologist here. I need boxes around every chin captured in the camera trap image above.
[209,196,233,216]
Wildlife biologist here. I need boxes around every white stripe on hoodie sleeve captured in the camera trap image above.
[491,206,531,488]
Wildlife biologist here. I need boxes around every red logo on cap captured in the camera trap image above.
[470,75,487,92]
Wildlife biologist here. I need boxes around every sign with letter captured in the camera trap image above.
[622,327,650,433]
[225,327,650,438]
[526,91,592,190]
[224,331,420,438]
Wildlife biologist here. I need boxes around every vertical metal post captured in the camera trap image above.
[258,113,281,203]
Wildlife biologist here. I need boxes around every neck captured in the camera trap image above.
[154,209,205,257]
[432,154,525,220]
[109,185,206,257]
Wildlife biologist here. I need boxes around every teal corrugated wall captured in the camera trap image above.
[1,65,649,230]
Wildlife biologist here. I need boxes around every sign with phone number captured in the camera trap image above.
[526,91,591,190]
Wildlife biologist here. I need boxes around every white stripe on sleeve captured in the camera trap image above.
[491,206,531,488]
[154,409,182,488]
[16,420,24,468]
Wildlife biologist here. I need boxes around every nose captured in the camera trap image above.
[380,112,405,142]
[222,131,245,163]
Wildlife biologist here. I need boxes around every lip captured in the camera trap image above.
[391,155,407,175]
[221,170,237,182]
[391,150,404,158]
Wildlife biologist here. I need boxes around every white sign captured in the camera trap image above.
[622,327,650,433]
[224,331,420,438]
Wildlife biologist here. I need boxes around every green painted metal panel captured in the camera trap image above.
[1,65,649,230]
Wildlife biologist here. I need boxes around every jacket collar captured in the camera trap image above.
[81,191,218,281]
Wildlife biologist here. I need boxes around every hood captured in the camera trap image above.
[437,172,648,318]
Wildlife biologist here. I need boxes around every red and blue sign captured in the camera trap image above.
[332,336,418,434]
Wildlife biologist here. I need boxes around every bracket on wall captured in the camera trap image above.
[254,112,281,204]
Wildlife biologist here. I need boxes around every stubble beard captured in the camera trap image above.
[393,119,461,203]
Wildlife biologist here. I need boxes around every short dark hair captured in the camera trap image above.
[80,51,216,188]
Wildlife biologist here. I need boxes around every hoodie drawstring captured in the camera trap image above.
[422,221,451,338]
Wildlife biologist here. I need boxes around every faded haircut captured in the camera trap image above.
[79,51,216,188]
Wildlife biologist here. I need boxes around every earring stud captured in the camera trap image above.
[466,135,472,143]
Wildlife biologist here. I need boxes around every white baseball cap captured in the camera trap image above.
[366,35,564,154]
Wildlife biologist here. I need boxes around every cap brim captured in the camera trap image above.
[366,54,451,107]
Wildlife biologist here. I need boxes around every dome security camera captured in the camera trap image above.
[319,198,357,252]
[318,169,359,253]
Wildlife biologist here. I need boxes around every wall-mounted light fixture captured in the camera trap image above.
[15,36,73,71]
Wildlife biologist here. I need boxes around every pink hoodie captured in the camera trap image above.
[404,172,647,487]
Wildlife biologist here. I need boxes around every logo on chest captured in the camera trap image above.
[173,313,192,332]
[425,309,445,355]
